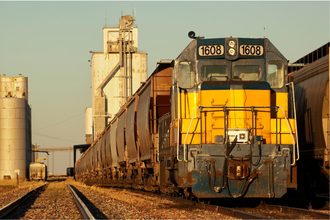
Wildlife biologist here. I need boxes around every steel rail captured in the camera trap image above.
[201,202,330,219]
[68,184,96,220]
[197,203,265,219]
[265,204,330,219]
[0,183,46,219]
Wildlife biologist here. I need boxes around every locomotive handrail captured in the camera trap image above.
[176,84,183,162]
[199,106,278,110]
[198,104,299,166]
[278,106,299,166]
[287,82,300,165]
[199,105,275,147]
[199,105,300,153]
[292,82,300,163]
[182,92,198,162]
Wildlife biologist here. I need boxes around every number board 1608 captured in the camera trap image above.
[198,44,224,57]
[239,45,264,56]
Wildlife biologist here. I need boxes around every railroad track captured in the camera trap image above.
[196,202,265,219]
[260,203,330,219]
[0,183,46,219]
[196,201,329,219]
[223,202,330,219]
[0,182,104,219]
[3,181,327,219]
[68,184,107,219]
[93,185,329,219]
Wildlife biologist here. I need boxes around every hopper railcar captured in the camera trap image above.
[288,52,329,198]
[76,33,299,199]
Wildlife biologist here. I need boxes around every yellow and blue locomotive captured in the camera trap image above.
[159,33,298,198]
[76,33,298,199]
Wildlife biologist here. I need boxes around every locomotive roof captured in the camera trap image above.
[175,37,287,61]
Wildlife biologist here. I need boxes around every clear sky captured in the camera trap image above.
[0,1,329,173]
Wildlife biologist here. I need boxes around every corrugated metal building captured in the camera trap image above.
[0,75,31,180]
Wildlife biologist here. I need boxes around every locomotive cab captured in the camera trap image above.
[174,37,287,90]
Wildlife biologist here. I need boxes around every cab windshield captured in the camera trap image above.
[201,65,228,81]
[198,58,285,89]
[232,65,261,81]
[199,59,263,82]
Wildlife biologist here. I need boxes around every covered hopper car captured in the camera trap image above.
[76,33,299,199]
[288,51,329,197]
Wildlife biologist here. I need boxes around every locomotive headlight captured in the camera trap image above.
[228,40,236,48]
[225,38,238,60]
[228,48,236,56]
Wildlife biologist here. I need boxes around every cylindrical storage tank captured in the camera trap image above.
[0,75,28,101]
[0,98,31,180]
[13,76,28,101]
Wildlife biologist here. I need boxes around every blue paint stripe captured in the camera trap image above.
[200,81,271,90]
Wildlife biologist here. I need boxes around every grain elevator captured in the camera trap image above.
[0,74,31,180]
[86,15,148,142]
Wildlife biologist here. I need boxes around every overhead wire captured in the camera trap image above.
[32,131,81,143]
[34,112,84,130]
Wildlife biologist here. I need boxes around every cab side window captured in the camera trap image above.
[267,61,284,88]
[175,61,195,88]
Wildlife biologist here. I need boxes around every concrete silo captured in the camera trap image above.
[88,15,148,140]
[0,75,31,180]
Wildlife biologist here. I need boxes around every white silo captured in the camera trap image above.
[0,75,28,100]
[0,75,31,180]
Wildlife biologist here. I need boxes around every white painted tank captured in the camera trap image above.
[0,98,31,180]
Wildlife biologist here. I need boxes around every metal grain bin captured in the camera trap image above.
[0,98,31,180]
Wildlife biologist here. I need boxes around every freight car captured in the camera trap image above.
[288,51,329,197]
[76,33,299,198]
[29,162,47,181]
